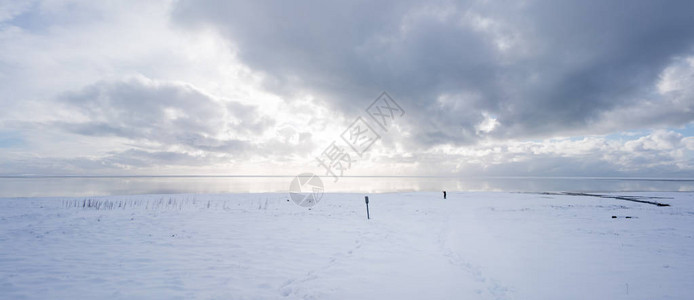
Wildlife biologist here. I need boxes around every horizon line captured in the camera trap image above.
[0,175,693,181]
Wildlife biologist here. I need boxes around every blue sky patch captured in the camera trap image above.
[0,131,24,148]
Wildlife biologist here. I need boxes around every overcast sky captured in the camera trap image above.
[0,0,693,177]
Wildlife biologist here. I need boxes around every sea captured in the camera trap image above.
[0,176,692,198]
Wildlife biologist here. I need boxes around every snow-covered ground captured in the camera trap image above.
[1,192,692,299]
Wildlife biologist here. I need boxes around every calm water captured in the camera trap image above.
[0,176,693,198]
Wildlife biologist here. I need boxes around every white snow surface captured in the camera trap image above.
[0,192,693,299]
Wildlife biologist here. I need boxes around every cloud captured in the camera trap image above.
[0,0,693,177]
[52,76,273,155]
[367,130,694,177]
[100,149,221,169]
[173,0,694,146]
[0,148,228,175]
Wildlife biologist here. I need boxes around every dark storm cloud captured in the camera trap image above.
[55,77,269,154]
[173,0,694,146]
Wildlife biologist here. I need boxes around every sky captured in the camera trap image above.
[0,0,693,177]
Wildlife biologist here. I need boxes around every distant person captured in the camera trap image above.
[443,191,447,199]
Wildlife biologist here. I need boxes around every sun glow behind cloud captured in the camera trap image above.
[0,0,692,177]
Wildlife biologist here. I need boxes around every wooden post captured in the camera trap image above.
[365,196,370,220]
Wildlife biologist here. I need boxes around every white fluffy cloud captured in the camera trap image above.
[0,0,692,177]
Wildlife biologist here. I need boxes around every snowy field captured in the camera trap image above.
[1,192,693,300]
